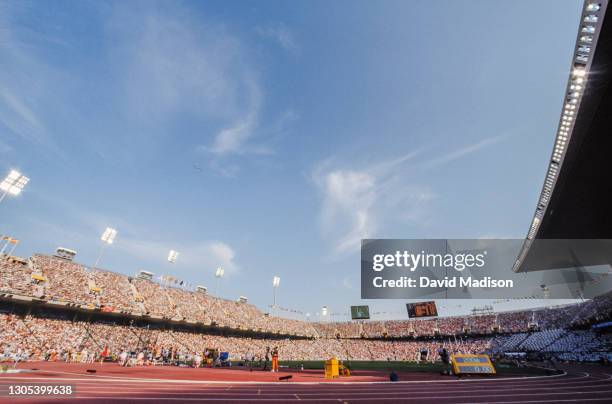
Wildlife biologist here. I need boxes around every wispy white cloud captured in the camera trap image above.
[256,23,298,53]
[1,2,294,174]
[312,150,432,255]
[110,8,247,126]
[206,77,263,155]
[320,169,376,253]
[312,134,510,255]
[0,3,69,155]
[421,133,510,170]
[202,105,298,176]
[109,6,297,165]
[0,89,43,138]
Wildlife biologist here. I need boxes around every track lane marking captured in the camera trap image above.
[0,370,568,385]
[13,392,612,402]
[44,382,612,396]
[29,385,612,397]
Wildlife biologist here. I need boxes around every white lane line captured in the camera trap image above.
[0,398,335,401]
[7,368,568,385]
[37,384,612,398]
[62,382,612,396]
[482,399,612,404]
[16,392,612,402]
[41,379,605,392]
[0,374,585,392]
[0,373,576,386]
[314,390,612,401]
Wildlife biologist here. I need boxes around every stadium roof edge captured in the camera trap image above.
[514,0,612,273]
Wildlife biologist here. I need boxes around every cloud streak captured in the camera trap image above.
[0,3,70,157]
[206,77,263,156]
[422,133,510,170]
[312,135,509,255]
[1,1,293,172]
[312,150,432,255]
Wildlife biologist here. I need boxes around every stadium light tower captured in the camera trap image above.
[0,170,30,203]
[93,227,117,269]
[215,267,225,296]
[168,250,179,263]
[0,237,19,256]
[272,276,280,315]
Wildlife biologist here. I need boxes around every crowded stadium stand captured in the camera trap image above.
[89,268,138,313]
[1,253,611,366]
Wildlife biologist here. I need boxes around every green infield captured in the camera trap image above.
[232,360,553,376]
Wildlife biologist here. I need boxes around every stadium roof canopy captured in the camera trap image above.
[515,1,612,272]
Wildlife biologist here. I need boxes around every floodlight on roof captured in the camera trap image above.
[168,250,179,263]
[101,227,117,244]
[582,25,596,34]
[576,55,589,63]
[572,68,587,77]
[586,3,601,12]
[0,170,29,202]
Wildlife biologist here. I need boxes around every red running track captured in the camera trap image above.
[0,362,610,403]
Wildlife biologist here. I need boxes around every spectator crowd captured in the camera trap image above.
[1,253,611,367]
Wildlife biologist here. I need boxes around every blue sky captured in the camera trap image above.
[0,0,583,320]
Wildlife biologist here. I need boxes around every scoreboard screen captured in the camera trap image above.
[350,305,370,320]
[406,301,438,318]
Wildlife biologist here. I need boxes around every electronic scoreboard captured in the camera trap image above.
[406,301,438,318]
[451,354,496,375]
[350,305,370,320]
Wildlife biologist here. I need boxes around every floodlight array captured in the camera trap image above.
[100,227,118,244]
[168,249,179,263]
[514,1,607,272]
[0,170,30,196]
